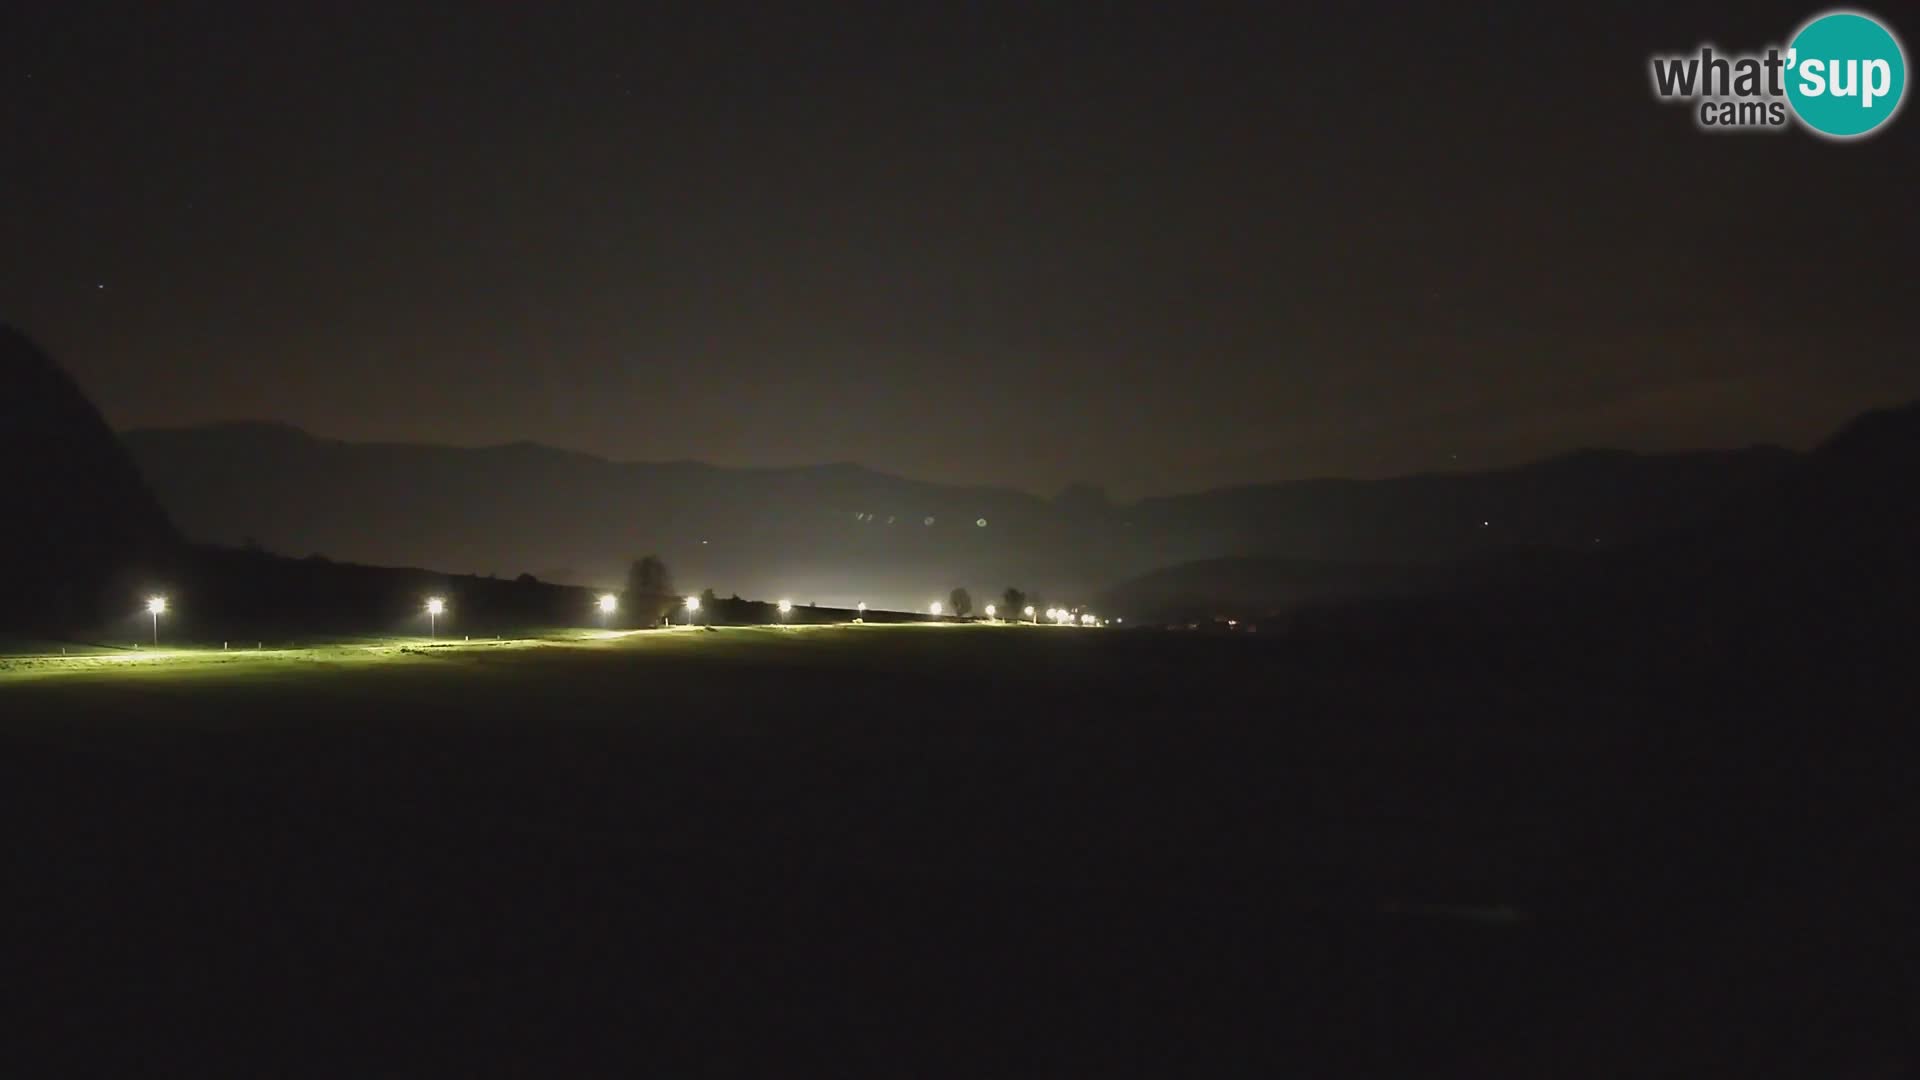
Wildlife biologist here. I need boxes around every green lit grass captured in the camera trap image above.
[0,621,1037,685]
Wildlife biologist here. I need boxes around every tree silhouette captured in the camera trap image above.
[1002,587,1026,617]
[626,555,673,599]
[949,587,973,617]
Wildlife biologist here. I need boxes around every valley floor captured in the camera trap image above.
[2,624,1908,1075]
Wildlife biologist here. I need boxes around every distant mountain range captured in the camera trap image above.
[122,421,1808,612]
[1103,400,1920,624]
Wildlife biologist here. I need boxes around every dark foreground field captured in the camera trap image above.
[3,625,1911,1075]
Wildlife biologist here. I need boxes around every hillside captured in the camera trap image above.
[0,325,176,630]
[123,424,1800,610]
[1098,403,1919,624]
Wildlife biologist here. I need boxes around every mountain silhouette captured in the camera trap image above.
[1097,404,1920,624]
[122,422,1806,610]
[0,325,175,630]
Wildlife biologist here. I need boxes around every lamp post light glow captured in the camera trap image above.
[856,601,866,623]
[425,596,445,639]
[930,601,943,617]
[1024,605,1036,623]
[984,604,996,620]
[778,598,793,619]
[146,595,167,646]
[684,594,700,627]
[597,593,617,628]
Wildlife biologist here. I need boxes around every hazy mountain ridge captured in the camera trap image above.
[1103,400,1920,624]
[124,419,1820,611]
[123,422,1072,607]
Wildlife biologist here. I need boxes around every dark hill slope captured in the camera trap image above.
[124,424,1799,609]
[0,325,176,630]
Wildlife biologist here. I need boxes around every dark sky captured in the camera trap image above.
[5,1,1915,497]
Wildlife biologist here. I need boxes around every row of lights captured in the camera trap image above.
[134,591,1108,645]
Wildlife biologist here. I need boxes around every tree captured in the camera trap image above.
[1002,587,1026,617]
[700,587,718,609]
[949,587,973,618]
[626,555,673,598]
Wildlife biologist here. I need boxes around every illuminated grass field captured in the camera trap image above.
[0,622,1044,684]
[3,620,1623,1071]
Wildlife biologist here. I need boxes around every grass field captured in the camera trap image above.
[3,622,1870,1074]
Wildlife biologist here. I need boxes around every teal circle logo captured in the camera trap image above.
[1786,11,1907,138]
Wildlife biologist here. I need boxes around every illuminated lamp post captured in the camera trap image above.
[147,595,167,646]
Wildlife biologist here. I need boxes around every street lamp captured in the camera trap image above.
[984,604,996,620]
[856,601,866,623]
[146,595,167,646]
[426,596,445,639]
[1024,605,1036,624]
[684,594,700,627]
[930,601,943,617]
[597,593,617,628]
[778,598,793,620]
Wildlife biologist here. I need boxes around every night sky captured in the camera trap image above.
[5,1,1914,497]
